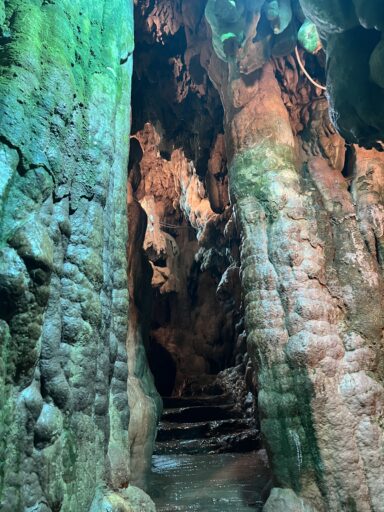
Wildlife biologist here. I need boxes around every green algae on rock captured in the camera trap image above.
[298,19,322,54]
[0,0,158,510]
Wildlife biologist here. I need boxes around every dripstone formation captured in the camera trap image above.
[301,0,384,148]
[202,1,384,510]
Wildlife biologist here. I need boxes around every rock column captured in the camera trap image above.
[204,3,384,508]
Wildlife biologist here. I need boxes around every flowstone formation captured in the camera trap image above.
[200,1,384,511]
[0,1,158,510]
[300,0,384,148]
[205,0,318,72]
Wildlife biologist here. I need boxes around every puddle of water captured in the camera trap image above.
[147,450,270,511]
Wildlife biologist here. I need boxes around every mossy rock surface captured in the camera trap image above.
[0,1,135,510]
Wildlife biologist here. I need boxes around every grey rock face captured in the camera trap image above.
[264,488,318,511]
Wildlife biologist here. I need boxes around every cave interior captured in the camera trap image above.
[1,0,384,511]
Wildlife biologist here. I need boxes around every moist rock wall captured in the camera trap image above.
[0,1,156,510]
[201,2,384,510]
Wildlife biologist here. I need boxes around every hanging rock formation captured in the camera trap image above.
[131,4,244,402]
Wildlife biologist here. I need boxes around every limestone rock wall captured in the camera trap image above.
[3,1,384,510]
[0,1,156,510]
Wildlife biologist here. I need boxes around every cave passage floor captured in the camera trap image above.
[147,450,270,511]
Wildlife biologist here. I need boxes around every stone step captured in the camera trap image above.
[162,405,242,423]
[157,418,253,442]
[162,394,233,409]
[154,429,261,455]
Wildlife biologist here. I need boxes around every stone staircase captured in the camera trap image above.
[154,393,260,455]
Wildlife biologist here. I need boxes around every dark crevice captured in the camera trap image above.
[342,144,356,181]
[0,134,25,175]
[132,16,224,179]
[147,339,177,396]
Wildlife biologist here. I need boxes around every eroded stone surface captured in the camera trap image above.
[130,3,384,509]
[0,1,156,510]
[90,486,156,512]
[201,5,384,510]
[264,488,317,512]
[127,172,162,487]
[2,2,384,511]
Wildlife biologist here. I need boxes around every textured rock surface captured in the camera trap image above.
[300,0,384,148]
[131,122,239,395]
[264,487,317,512]
[0,1,156,510]
[131,3,384,509]
[201,3,384,510]
[132,3,259,407]
[90,485,156,512]
[2,1,384,511]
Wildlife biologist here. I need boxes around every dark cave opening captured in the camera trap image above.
[342,144,356,181]
[144,217,239,398]
[130,0,240,402]
[131,5,224,179]
[147,339,177,397]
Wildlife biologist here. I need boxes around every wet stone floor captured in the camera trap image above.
[147,450,270,511]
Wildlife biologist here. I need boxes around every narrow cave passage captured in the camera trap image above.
[147,333,177,397]
[129,1,271,509]
[130,1,384,511]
